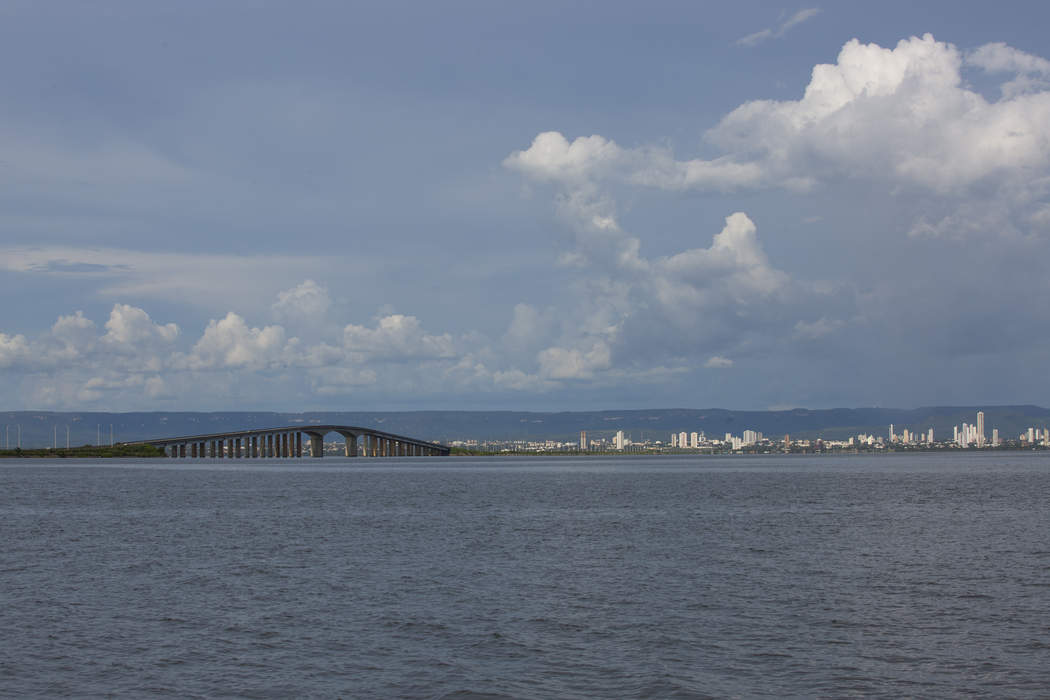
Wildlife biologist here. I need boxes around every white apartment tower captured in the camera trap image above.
[977,411,985,448]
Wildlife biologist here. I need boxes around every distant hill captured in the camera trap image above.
[1,406,1048,448]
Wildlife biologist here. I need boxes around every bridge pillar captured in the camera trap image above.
[310,434,323,457]
[296,432,302,458]
[282,432,289,458]
[345,434,357,457]
[179,443,186,458]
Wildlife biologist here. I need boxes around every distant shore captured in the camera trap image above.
[0,445,165,459]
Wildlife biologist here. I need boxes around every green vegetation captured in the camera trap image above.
[0,444,166,458]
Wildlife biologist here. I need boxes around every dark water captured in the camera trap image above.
[2,453,1049,698]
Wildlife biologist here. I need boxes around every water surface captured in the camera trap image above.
[3,453,1049,698]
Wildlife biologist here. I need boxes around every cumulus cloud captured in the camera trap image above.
[185,312,288,370]
[704,356,733,369]
[342,314,456,361]
[103,304,178,346]
[510,35,1050,243]
[710,34,1050,194]
[737,8,821,47]
[272,279,331,321]
[0,333,31,369]
[504,131,763,199]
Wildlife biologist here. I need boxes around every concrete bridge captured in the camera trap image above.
[121,425,450,458]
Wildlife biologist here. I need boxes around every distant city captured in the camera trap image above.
[448,410,1050,454]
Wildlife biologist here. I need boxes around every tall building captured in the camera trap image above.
[580,430,587,451]
[679,431,688,449]
[889,424,895,442]
[992,428,999,447]
[690,431,699,449]
[927,428,934,444]
[977,411,985,448]
[614,430,625,450]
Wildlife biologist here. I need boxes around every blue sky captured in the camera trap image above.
[3,1,1050,411]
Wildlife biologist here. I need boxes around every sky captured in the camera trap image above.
[2,0,1050,412]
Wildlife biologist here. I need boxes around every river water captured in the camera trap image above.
[2,453,1048,698]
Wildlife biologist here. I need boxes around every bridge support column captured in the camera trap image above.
[310,434,323,457]
[296,432,302,458]
[282,432,289,458]
[345,435,357,457]
[179,443,186,458]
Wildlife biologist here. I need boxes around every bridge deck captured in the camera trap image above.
[121,424,449,458]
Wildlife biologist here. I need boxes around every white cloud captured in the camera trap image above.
[342,314,456,361]
[737,8,821,47]
[510,35,1050,245]
[103,304,178,346]
[185,312,288,369]
[537,342,611,380]
[711,34,1050,195]
[272,279,331,322]
[504,131,764,199]
[0,333,31,368]
[704,356,734,369]
[968,42,1050,77]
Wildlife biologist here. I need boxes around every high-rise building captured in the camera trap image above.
[679,432,688,449]
[889,424,895,442]
[614,430,625,450]
[927,428,934,444]
[580,430,587,450]
[992,428,999,447]
[977,411,985,448]
[690,431,699,448]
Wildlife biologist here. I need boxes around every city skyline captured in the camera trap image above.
[3,3,1050,412]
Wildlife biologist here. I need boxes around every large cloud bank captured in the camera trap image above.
[5,34,1050,409]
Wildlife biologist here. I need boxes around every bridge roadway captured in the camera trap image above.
[121,424,450,458]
